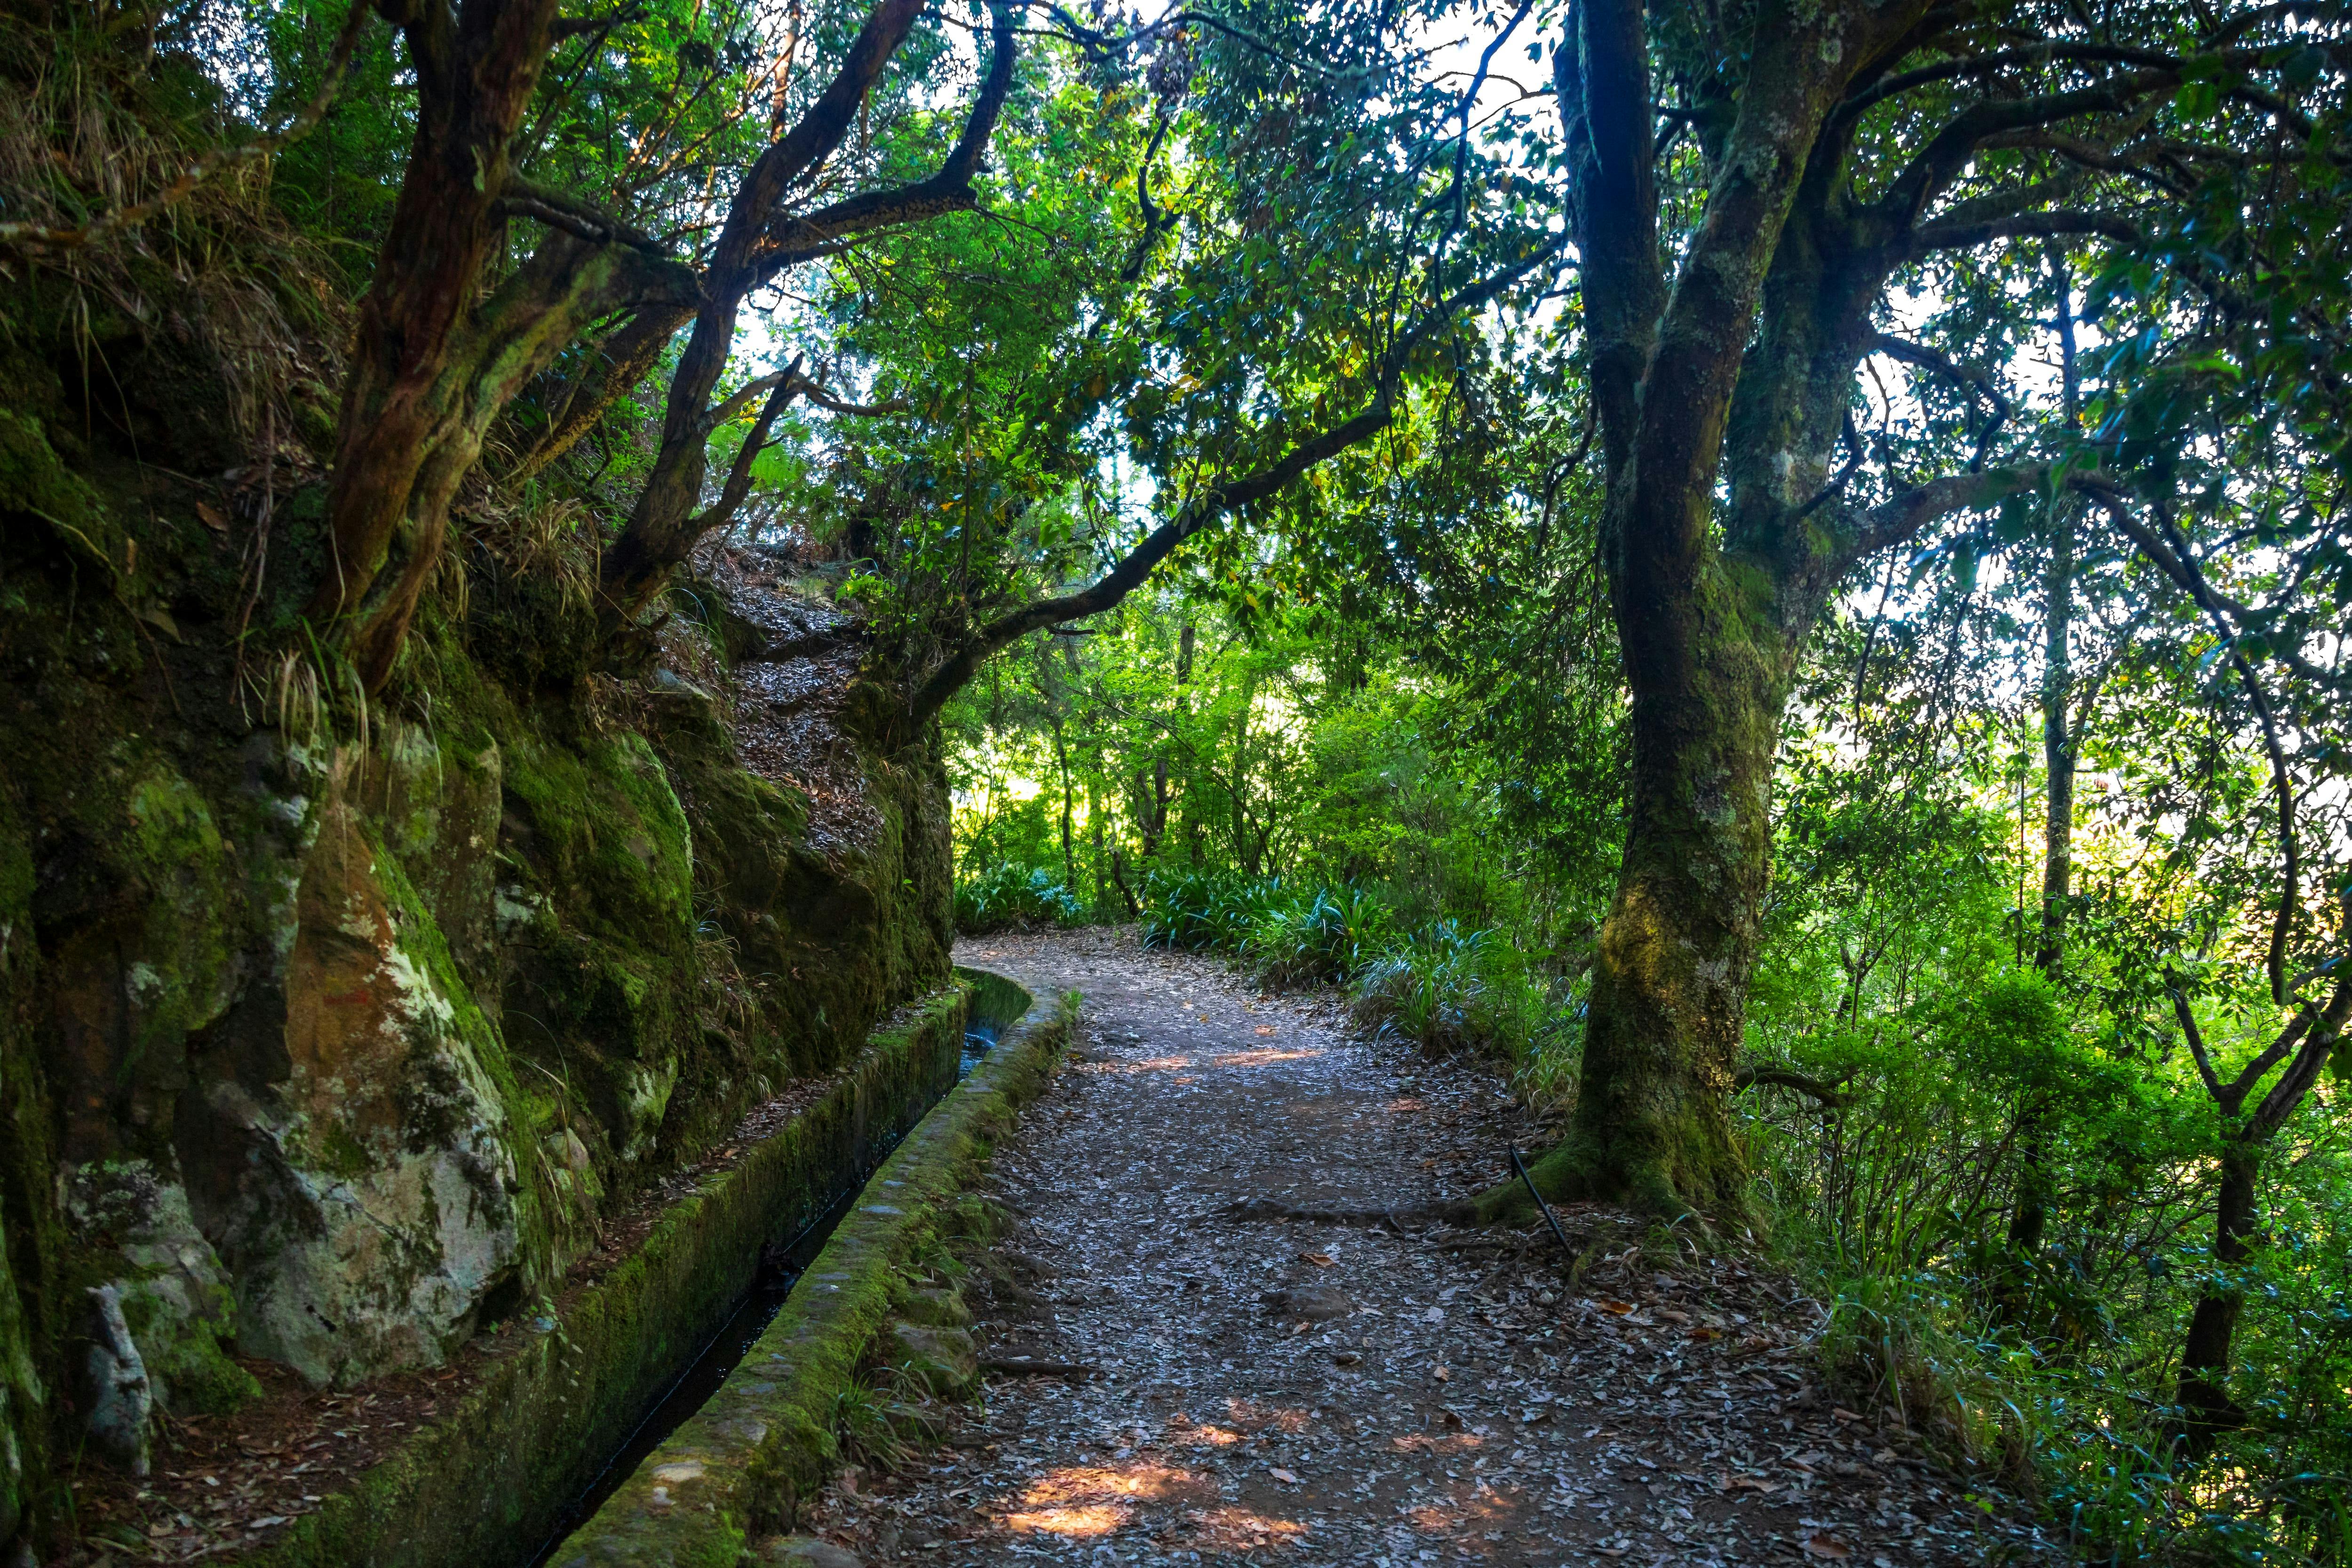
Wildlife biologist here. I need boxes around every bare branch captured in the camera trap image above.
[551,5,642,39]
[750,0,1021,281]
[496,177,662,251]
[1733,1065,1847,1107]
[692,375,802,539]
[1852,463,2046,556]
[1870,331,2011,468]
[2170,982,2233,1108]
[1913,206,2145,252]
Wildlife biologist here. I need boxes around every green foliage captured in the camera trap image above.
[953,863,1084,934]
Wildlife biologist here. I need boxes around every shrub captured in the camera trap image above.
[954,863,1084,933]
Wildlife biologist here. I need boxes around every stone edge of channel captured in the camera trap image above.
[545,974,1068,1568]
[232,983,976,1568]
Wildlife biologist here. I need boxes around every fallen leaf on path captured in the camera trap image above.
[1299,1251,1335,1267]
[1268,1468,1299,1484]
[1804,1535,1853,1559]
[1594,1299,1635,1315]
[1255,1026,1277,1036]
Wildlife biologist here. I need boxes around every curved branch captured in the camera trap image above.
[1851,462,2047,557]
[909,240,1564,722]
[1913,206,2145,251]
[1733,1065,1847,1107]
[749,0,1020,282]
[1870,332,2012,468]
[495,177,662,251]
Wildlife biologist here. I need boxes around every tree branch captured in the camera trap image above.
[1875,72,2177,231]
[1913,206,2145,251]
[495,176,663,251]
[1870,331,2011,468]
[908,240,1563,722]
[692,374,802,538]
[1851,463,2047,557]
[750,0,1020,281]
[550,5,642,39]
[1733,1065,1847,1107]
[2170,982,2233,1109]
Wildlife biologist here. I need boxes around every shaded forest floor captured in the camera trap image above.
[808,928,2057,1566]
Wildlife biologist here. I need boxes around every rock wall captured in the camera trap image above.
[0,397,952,1558]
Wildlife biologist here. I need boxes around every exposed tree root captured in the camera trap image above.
[978,1357,1096,1378]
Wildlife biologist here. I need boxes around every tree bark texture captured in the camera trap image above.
[1504,0,2079,1216]
[2174,1147,2256,1438]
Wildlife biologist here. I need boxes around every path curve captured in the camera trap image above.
[805,930,2050,1566]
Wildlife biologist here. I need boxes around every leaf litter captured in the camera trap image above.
[803,928,2058,1566]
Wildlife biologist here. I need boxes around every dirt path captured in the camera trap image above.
[807,930,2052,1567]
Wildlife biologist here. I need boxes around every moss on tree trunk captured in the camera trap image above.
[1490,560,1787,1220]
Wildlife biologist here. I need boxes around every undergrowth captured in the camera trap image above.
[1136,867,1579,1102]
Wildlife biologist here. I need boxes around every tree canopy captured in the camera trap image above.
[6,0,2352,1552]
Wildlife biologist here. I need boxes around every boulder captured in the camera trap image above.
[886,1322,978,1396]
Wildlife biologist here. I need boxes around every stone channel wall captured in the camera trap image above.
[0,412,953,1560]
[240,986,974,1568]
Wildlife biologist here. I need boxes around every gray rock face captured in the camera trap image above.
[58,1162,252,1414]
[79,1286,151,1476]
[179,780,523,1387]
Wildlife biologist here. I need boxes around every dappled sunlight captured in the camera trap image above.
[1114,1055,1199,1074]
[1166,1410,1246,1445]
[1184,1504,1310,1552]
[1002,1503,1126,1536]
[1410,1483,1520,1536]
[1210,1047,1324,1067]
[998,1458,1214,1537]
[1021,1461,1205,1504]
[1225,1398,1311,1433]
[1391,1430,1486,1454]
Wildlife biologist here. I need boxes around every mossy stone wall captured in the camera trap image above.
[0,404,952,1560]
[236,988,969,1568]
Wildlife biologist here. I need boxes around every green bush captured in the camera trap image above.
[953,863,1084,933]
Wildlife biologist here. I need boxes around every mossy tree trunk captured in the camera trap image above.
[307,0,699,688]
[1492,0,2145,1218]
[308,0,1019,691]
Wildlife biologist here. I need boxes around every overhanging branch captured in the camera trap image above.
[908,239,1565,722]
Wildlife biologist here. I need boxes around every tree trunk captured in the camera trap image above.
[1998,265,2081,1328]
[1513,562,1793,1217]
[1053,718,1075,890]
[2175,1144,2257,1442]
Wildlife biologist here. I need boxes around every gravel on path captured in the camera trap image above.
[807,929,2054,1567]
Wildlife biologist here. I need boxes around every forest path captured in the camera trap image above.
[803,929,2049,1567]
